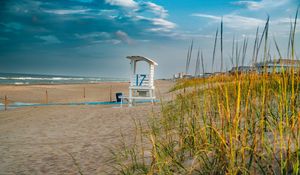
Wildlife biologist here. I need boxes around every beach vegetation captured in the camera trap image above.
[112,8,300,175]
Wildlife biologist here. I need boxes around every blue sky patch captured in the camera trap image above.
[0,0,299,78]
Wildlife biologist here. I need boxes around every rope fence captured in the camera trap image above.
[1,85,122,111]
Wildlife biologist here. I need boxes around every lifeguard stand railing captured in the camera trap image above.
[131,74,153,87]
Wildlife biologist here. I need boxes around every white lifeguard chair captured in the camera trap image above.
[126,56,158,107]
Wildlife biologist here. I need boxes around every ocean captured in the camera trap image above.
[0,73,128,85]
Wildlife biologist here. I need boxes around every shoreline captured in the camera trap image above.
[0,79,172,86]
[0,81,130,86]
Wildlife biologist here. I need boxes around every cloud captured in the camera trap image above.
[102,0,174,34]
[192,13,266,29]
[36,35,61,44]
[98,9,119,19]
[192,14,220,21]
[75,32,111,39]
[0,0,177,48]
[232,0,290,10]
[105,0,138,8]
[152,31,214,40]
[44,9,90,15]
[136,16,176,32]
[272,17,300,25]
[92,39,121,45]
[115,30,132,44]
[151,18,176,30]
[70,0,94,2]
[140,2,168,18]
[232,1,264,10]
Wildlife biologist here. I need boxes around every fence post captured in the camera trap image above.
[45,90,48,104]
[83,87,86,99]
[4,95,7,111]
[110,85,112,102]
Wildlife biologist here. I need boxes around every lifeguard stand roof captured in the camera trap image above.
[126,56,158,66]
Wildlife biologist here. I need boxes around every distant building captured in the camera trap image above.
[183,74,193,78]
[255,59,300,74]
[173,72,193,79]
[229,66,255,74]
[173,72,184,79]
[202,73,213,78]
[228,59,300,75]
[212,72,227,76]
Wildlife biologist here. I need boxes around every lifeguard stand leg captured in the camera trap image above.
[150,89,154,104]
[129,89,132,107]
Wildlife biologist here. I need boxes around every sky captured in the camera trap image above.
[0,0,299,78]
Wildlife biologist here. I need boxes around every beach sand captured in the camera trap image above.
[0,80,175,174]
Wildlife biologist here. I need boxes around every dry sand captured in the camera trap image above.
[0,80,172,104]
[0,80,175,174]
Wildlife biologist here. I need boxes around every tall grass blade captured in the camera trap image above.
[273,36,283,59]
[195,48,200,76]
[291,6,299,60]
[201,50,205,75]
[252,27,259,65]
[185,40,194,74]
[287,19,293,59]
[185,45,191,74]
[242,37,248,66]
[263,16,269,63]
[220,18,224,72]
[230,35,235,67]
[212,28,219,72]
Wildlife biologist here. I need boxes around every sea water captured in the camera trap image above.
[0,72,128,85]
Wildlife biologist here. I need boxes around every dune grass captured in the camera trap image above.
[111,9,300,175]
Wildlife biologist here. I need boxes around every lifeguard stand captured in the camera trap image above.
[126,56,158,106]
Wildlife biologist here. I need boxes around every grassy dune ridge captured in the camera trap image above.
[112,8,300,175]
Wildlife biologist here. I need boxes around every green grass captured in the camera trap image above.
[111,8,300,175]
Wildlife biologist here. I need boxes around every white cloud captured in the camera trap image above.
[148,28,171,33]
[232,0,290,10]
[75,32,111,39]
[192,13,266,29]
[71,0,94,2]
[141,2,168,18]
[98,9,118,19]
[151,18,176,30]
[192,14,220,21]
[115,30,133,44]
[36,35,61,44]
[105,0,138,8]
[156,31,215,40]
[104,0,173,28]
[272,17,300,25]
[232,1,263,10]
[127,2,175,33]
[136,16,176,32]
[92,39,121,45]
[44,9,89,15]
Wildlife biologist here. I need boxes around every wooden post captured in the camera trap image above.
[4,95,7,111]
[45,90,48,104]
[109,85,112,102]
[83,87,86,99]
